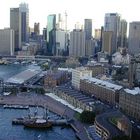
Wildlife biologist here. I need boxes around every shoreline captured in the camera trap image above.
[0,93,91,140]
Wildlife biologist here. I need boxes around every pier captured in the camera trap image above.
[0,93,91,140]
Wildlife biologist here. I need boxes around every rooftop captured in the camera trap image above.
[124,87,140,95]
[6,69,40,84]
[82,76,123,91]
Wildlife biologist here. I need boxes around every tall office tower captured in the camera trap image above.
[0,28,15,56]
[102,31,113,55]
[69,29,85,57]
[34,22,40,35]
[47,14,56,55]
[19,3,29,44]
[85,40,95,56]
[10,8,21,50]
[104,13,120,55]
[43,28,47,40]
[94,29,101,40]
[118,19,127,48]
[128,22,140,55]
[84,19,92,40]
[57,13,63,29]
[55,29,67,56]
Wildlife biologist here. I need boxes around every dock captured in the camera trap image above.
[3,104,29,109]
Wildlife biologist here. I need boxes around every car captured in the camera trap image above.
[137,125,140,129]
[131,120,135,124]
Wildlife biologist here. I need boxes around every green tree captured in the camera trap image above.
[80,111,95,123]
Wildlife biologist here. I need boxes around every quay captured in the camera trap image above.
[0,93,91,140]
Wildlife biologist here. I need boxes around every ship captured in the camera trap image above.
[23,106,52,128]
[23,118,52,128]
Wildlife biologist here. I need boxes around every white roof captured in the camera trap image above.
[82,76,122,91]
[58,68,72,72]
[45,93,83,113]
[124,88,140,95]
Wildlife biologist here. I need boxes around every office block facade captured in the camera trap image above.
[0,28,15,56]
[69,29,85,57]
[128,22,140,55]
[104,13,120,55]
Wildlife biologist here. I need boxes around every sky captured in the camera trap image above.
[0,0,140,33]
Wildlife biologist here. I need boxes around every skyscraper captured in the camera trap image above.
[34,22,40,35]
[69,29,85,57]
[102,31,113,55]
[19,3,29,44]
[104,13,120,55]
[0,28,15,56]
[128,22,140,55]
[47,14,56,55]
[118,19,127,48]
[10,8,21,50]
[84,19,92,40]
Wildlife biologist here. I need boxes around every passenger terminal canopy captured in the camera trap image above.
[6,69,40,85]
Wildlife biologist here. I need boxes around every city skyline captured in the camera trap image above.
[0,0,140,33]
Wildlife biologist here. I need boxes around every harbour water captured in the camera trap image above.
[0,64,78,140]
[0,106,77,140]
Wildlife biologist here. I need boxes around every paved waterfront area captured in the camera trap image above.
[0,93,91,140]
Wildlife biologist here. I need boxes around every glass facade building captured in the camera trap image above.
[47,14,56,55]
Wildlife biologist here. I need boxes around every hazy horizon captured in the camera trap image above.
[0,0,140,33]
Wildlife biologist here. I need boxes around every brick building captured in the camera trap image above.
[80,77,122,105]
[44,71,69,88]
[119,88,140,121]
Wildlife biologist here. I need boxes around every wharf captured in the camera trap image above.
[0,93,91,140]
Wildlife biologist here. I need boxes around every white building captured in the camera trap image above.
[69,29,85,57]
[112,52,130,65]
[72,67,92,89]
[0,28,15,56]
[128,22,140,55]
[56,29,66,55]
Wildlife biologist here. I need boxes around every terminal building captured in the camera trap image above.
[6,69,41,85]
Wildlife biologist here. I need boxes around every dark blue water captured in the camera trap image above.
[0,64,28,80]
[0,107,77,140]
[0,64,78,140]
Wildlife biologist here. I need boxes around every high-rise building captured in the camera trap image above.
[47,14,56,55]
[118,19,127,48]
[85,40,95,56]
[102,31,113,55]
[128,22,140,55]
[84,19,92,40]
[69,29,85,57]
[94,29,101,40]
[43,28,47,40]
[10,8,21,50]
[56,29,66,55]
[34,22,40,35]
[19,3,29,44]
[0,28,15,56]
[104,13,120,55]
